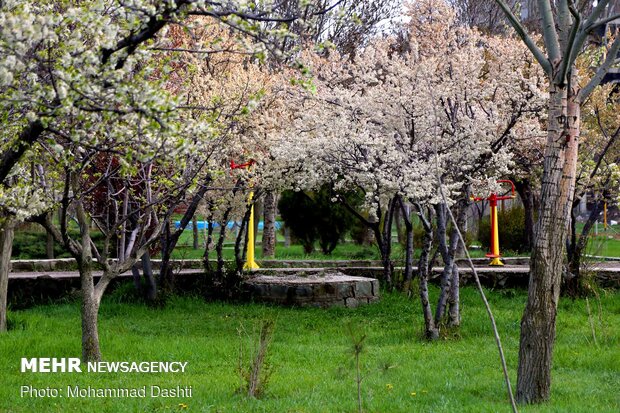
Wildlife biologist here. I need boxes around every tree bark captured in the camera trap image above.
[141,252,156,302]
[203,219,214,273]
[131,263,142,293]
[216,207,233,280]
[447,202,467,327]
[192,215,199,250]
[46,230,55,259]
[0,219,15,332]
[235,204,252,274]
[434,203,453,324]
[517,82,580,404]
[262,190,277,258]
[253,196,263,253]
[159,218,176,293]
[398,198,414,291]
[415,204,439,340]
[74,200,102,362]
[80,259,101,362]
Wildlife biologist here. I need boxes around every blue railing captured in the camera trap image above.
[174,221,282,231]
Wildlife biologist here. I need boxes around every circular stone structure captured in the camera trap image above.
[243,271,379,308]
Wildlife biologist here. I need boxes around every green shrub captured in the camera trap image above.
[479,206,528,253]
[12,225,106,260]
[278,186,355,254]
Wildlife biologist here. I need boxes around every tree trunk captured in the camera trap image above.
[235,205,252,274]
[159,218,176,293]
[253,196,263,252]
[515,179,535,251]
[203,220,214,273]
[0,219,15,332]
[262,191,277,258]
[216,208,233,281]
[566,198,603,296]
[192,215,199,250]
[159,182,210,296]
[46,230,54,259]
[283,226,291,247]
[415,204,438,340]
[403,221,414,291]
[74,200,103,362]
[517,82,580,404]
[141,252,156,302]
[447,202,467,327]
[80,261,101,362]
[399,198,414,291]
[394,203,406,246]
[434,203,453,324]
[131,263,142,293]
[373,197,397,288]
[447,262,460,327]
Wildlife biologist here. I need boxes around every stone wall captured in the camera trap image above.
[243,273,380,308]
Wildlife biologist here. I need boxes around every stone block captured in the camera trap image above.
[337,283,353,298]
[370,280,379,296]
[354,281,372,298]
[345,297,359,308]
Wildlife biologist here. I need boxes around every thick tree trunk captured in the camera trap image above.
[515,179,535,252]
[253,197,263,251]
[434,203,453,324]
[262,191,277,258]
[131,263,142,292]
[517,83,580,404]
[415,204,438,340]
[394,203,406,246]
[447,202,467,327]
[0,219,15,332]
[74,201,103,362]
[141,252,156,302]
[80,261,101,362]
[447,263,460,327]
[399,199,414,291]
[46,230,55,259]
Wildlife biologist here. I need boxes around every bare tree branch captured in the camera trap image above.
[493,0,551,74]
[578,33,620,102]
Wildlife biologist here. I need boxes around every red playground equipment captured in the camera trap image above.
[472,180,516,266]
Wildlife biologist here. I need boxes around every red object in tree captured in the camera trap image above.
[230,159,255,170]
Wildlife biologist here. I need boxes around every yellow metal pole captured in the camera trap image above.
[489,204,504,266]
[244,190,260,270]
[604,201,608,230]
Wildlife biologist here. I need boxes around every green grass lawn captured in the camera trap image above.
[1,286,619,412]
